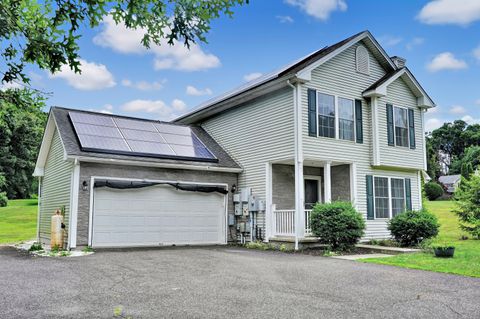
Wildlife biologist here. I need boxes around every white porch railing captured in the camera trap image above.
[304,209,313,236]
[272,209,313,237]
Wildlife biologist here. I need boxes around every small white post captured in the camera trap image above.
[265,162,273,242]
[324,162,332,203]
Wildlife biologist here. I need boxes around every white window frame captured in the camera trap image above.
[316,92,356,142]
[392,105,410,148]
[372,175,407,220]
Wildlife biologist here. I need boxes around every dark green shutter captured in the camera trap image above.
[307,89,317,137]
[386,104,394,146]
[355,99,363,143]
[408,109,416,149]
[366,175,374,220]
[405,178,412,211]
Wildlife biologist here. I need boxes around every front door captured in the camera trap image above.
[304,179,320,209]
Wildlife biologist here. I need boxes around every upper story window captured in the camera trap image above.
[338,98,354,141]
[356,45,370,75]
[318,93,335,138]
[373,176,406,219]
[394,107,408,147]
[317,93,356,141]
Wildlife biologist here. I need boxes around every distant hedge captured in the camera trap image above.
[425,182,443,200]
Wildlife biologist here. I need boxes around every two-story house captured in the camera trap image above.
[34,31,434,250]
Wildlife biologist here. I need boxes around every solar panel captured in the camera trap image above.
[68,111,217,162]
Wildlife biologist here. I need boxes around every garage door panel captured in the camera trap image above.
[92,184,226,247]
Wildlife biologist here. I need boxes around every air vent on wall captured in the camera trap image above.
[356,45,370,75]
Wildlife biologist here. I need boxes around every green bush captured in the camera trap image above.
[454,174,480,239]
[388,210,439,247]
[424,182,444,200]
[310,201,365,251]
[0,192,8,207]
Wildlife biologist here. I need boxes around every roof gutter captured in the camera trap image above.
[67,155,244,174]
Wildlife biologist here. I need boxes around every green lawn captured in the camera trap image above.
[362,201,480,278]
[0,199,38,244]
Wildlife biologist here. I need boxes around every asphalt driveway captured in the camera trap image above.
[1,246,479,319]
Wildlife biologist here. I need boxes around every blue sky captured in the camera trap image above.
[10,0,480,131]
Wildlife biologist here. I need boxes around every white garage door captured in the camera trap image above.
[92,184,226,247]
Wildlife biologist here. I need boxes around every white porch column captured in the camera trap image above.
[265,162,273,241]
[289,79,305,250]
[324,161,332,203]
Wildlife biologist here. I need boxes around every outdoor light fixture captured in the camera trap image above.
[82,181,88,191]
[230,184,237,193]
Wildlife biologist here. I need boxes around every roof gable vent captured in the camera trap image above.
[356,45,370,75]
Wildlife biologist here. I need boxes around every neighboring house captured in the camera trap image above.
[438,175,461,194]
[34,30,435,250]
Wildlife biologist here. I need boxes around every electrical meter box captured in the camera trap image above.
[234,203,242,216]
[228,214,235,226]
[248,195,258,211]
[233,194,241,203]
[257,200,266,211]
[238,222,246,233]
[239,187,251,203]
[242,203,249,216]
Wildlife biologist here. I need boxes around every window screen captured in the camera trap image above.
[394,107,408,147]
[338,98,354,141]
[374,177,389,218]
[318,93,335,138]
[391,178,405,217]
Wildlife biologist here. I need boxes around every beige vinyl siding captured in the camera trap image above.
[301,42,422,239]
[201,88,295,236]
[378,78,425,169]
[38,128,73,245]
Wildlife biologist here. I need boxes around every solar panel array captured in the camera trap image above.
[68,112,217,162]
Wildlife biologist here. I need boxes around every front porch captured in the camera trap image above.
[266,160,355,249]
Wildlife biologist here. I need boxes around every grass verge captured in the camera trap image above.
[0,199,37,244]
[361,201,480,278]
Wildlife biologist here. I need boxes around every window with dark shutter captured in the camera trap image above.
[366,175,374,220]
[355,99,363,143]
[405,178,412,211]
[386,104,394,146]
[408,109,415,149]
[307,89,317,137]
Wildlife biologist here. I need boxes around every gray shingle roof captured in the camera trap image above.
[438,175,461,184]
[51,107,241,170]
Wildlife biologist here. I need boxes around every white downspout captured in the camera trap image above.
[288,79,305,250]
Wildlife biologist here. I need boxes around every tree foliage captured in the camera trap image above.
[454,175,480,239]
[0,0,248,84]
[0,89,47,199]
[424,182,443,201]
[450,146,480,176]
[427,120,480,176]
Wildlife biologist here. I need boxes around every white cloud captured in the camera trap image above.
[406,37,425,51]
[121,79,166,90]
[285,0,347,21]
[243,72,263,82]
[462,115,480,125]
[378,35,402,47]
[49,59,116,90]
[276,15,294,23]
[450,105,466,114]
[473,45,480,61]
[94,16,220,71]
[1,81,22,90]
[475,99,480,105]
[186,85,213,96]
[89,104,113,114]
[427,52,467,72]
[418,0,480,26]
[425,118,443,132]
[122,99,187,120]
